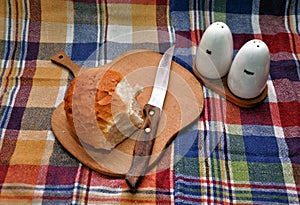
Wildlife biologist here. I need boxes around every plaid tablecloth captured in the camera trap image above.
[0,0,299,204]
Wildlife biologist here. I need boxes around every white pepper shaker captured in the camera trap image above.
[195,22,233,79]
[228,39,270,99]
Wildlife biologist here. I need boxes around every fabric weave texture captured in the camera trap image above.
[0,0,299,204]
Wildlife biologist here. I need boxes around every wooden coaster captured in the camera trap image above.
[192,64,268,108]
[51,50,204,177]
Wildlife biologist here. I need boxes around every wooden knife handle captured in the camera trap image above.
[125,104,161,192]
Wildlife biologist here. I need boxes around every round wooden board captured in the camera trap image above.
[51,50,204,177]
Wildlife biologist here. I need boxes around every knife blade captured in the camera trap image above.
[125,45,175,192]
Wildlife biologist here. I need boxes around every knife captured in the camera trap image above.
[125,45,175,192]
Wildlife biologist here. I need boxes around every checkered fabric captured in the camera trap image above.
[0,0,299,204]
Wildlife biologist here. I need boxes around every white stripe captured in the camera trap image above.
[251,14,261,34]
[210,0,214,23]
[71,164,84,205]
[251,1,261,34]
[95,1,101,67]
[0,129,5,146]
[167,3,176,44]
[107,25,133,43]
[266,79,277,103]
[55,85,67,107]
[66,2,74,44]
[66,24,74,44]
[46,130,56,141]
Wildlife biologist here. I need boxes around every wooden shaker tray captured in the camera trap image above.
[192,64,268,108]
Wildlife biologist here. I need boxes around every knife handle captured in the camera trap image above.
[125,104,161,192]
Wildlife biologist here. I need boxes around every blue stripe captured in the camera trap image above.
[2,184,75,192]
[0,1,13,129]
[173,54,193,73]
[175,181,202,196]
[270,60,300,81]
[252,194,289,204]
[243,135,281,163]
[3,1,12,68]
[20,0,28,65]
[170,0,189,12]
[295,0,300,34]
[226,14,253,34]
[0,1,12,94]
[44,185,76,192]
[174,122,199,158]
[226,0,253,14]
[1,105,13,128]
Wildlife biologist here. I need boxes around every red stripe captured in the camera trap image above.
[278,101,300,127]
[156,0,170,51]
[0,195,35,200]
[240,103,273,126]
[190,30,298,55]
[156,149,173,204]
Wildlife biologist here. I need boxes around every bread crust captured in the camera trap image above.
[64,69,140,150]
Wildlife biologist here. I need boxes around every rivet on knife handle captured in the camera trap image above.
[125,104,161,192]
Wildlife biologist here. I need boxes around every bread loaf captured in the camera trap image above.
[64,69,143,150]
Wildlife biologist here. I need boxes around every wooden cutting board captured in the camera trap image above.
[51,50,204,177]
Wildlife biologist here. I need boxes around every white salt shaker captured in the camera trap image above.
[195,22,233,79]
[228,39,270,99]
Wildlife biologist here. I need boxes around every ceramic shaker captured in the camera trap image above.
[227,39,270,99]
[195,22,233,79]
